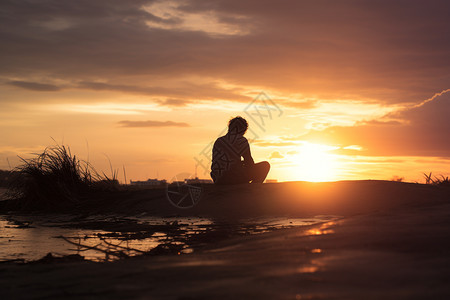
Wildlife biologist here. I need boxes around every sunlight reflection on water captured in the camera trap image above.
[0,214,340,262]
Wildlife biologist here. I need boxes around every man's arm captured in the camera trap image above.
[242,140,254,166]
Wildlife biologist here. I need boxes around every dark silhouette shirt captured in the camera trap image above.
[210,133,254,182]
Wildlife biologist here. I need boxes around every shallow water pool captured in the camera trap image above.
[0,214,339,262]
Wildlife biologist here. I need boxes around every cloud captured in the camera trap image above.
[77,81,249,102]
[117,120,190,128]
[280,99,318,109]
[1,0,450,105]
[253,140,299,147]
[300,90,450,157]
[358,120,403,126]
[7,81,61,91]
[269,151,284,159]
[157,98,192,107]
[5,78,250,106]
[141,1,251,36]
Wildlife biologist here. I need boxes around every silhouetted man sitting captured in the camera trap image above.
[210,116,270,185]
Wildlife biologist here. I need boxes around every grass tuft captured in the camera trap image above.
[423,172,450,186]
[390,176,404,182]
[7,144,119,211]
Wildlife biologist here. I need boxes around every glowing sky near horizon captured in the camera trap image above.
[1,0,450,183]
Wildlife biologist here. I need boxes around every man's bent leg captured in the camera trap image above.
[216,166,251,185]
[250,161,270,183]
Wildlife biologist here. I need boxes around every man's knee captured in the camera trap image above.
[260,161,270,172]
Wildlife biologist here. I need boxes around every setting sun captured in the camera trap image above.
[291,143,340,182]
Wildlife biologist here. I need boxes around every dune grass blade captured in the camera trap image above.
[423,172,450,186]
[7,144,118,211]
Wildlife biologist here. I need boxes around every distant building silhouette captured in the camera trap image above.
[170,177,213,186]
[185,177,213,184]
[130,179,167,186]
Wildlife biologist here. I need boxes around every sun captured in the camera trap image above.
[291,142,339,182]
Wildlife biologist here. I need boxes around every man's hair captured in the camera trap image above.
[228,116,248,135]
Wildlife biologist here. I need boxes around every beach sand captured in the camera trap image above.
[1,181,450,299]
[0,188,7,199]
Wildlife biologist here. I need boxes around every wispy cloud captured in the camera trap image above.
[118,120,190,128]
[300,89,450,156]
[269,151,284,159]
[142,1,251,36]
[253,140,299,147]
[8,81,61,92]
[281,99,318,109]
[157,98,193,107]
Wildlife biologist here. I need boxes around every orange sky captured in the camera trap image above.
[1,0,450,183]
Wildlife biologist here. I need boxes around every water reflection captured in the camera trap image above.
[0,215,340,262]
[303,222,336,236]
[297,265,319,273]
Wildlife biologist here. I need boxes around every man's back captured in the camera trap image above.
[210,133,251,182]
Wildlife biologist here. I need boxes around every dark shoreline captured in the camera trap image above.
[2,202,450,299]
[1,180,450,299]
[2,180,449,218]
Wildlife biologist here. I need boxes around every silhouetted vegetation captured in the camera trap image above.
[6,144,119,211]
[390,175,404,182]
[423,172,450,186]
[0,170,18,187]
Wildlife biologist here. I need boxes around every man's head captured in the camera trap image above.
[228,116,248,135]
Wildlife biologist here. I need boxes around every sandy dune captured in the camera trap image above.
[1,181,450,299]
[73,180,450,219]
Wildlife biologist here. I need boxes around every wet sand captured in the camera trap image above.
[0,187,7,199]
[0,214,337,262]
[1,181,450,299]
